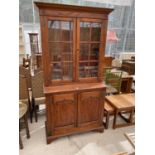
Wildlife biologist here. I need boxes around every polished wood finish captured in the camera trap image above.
[105,93,135,129]
[121,60,135,75]
[44,82,106,94]
[104,56,114,68]
[121,74,133,93]
[104,101,114,129]
[36,2,113,143]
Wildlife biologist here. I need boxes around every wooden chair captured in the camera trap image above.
[19,75,32,122]
[31,71,45,122]
[23,54,31,68]
[105,69,122,95]
[19,102,30,149]
[19,65,32,90]
[104,100,114,129]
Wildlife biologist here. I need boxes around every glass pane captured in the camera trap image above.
[49,43,72,62]
[52,63,62,80]
[49,43,61,62]
[79,62,98,78]
[62,44,73,61]
[91,23,101,41]
[62,62,73,80]
[80,22,91,41]
[88,62,98,77]
[79,62,89,78]
[48,20,73,41]
[90,43,100,60]
[80,44,89,60]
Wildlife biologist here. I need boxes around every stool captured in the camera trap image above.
[19,102,30,149]
[104,101,114,129]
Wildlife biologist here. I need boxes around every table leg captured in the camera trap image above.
[129,108,134,123]
[113,110,118,129]
[106,112,110,129]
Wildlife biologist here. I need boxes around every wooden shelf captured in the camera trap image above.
[44,82,106,94]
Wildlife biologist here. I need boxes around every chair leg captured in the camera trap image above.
[19,132,23,149]
[23,113,30,139]
[32,98,38,122]
[28,99,33,123]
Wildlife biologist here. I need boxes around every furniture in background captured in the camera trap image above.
[103,56,114,78]
[23,54,31,68]
[104,100,114,129]
[29,33,39,69]
[121,74,134,93]
[105,69,122,95]
[121,59,135,75]
[29,33,39,54]
[105,93,135,129]
[36,53,43,69]
[112,52,135,72]
[131,76,135,92]
[107,68,134,93]
[112,58,122,68]
[118,52,135,62]
[19,24,25,64]
[104,56,114,68]
[36,2,113,144]
[19,102,30,149]
[31,71,45,122]
[19,65,32,90]
[19,75,32,122]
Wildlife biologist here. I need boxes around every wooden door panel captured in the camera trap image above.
[53,93,76,128]
[78,91,101,125]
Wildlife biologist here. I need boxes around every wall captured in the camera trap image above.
[19,0,135,56]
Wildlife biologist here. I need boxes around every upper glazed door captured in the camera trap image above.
[47,17,76,83]
[77,18,106,82]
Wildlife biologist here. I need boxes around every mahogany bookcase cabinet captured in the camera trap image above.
[35,2,113,144]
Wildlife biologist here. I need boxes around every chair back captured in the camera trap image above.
[19,75,29,100]
[105,69,122,93]
[19,65,32,89]
[31,71,44,98]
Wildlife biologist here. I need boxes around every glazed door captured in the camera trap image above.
[77,91,104,127]
[45,17,76,85]
[77,18,107,82]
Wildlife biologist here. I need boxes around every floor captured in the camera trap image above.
[20,112,134,155]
